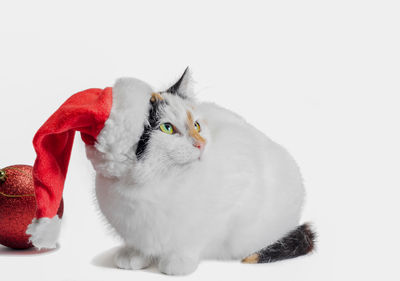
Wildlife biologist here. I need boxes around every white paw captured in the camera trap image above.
[114,247,151,270]
[158,255,199,275]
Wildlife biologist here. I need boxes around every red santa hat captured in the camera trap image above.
[25,78,153,249]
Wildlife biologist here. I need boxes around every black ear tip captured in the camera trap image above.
[180,66,190,78]
[167,67,191,95]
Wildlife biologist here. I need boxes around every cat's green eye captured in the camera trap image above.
[194,121,201,132]
[160,123,174,134]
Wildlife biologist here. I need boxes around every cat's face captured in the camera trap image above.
[135,69,210,170]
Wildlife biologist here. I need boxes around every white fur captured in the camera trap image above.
[87,74,305,275]
[26,216,61,249]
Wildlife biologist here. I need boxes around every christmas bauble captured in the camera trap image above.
[0,165,64,249]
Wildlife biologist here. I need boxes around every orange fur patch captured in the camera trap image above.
[150,92,164,103]
[241,253,259,264]
[186,111,206,144]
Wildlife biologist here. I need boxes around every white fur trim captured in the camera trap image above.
[90,78,153,178]
[26,216,61,249]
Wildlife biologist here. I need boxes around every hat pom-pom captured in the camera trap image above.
[26,216,61,249]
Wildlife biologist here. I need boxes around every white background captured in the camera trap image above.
[0,1,399,280]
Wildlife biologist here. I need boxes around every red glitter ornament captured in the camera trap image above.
[0,165,63,249]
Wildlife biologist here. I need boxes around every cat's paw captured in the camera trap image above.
[158,254,199,275]
[114,247,151,270]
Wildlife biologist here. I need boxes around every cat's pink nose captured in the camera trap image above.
[194,142,204,150]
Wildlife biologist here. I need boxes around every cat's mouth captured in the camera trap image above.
[179,151,204,166]
[187,154,203,164]
[198,151,204,161]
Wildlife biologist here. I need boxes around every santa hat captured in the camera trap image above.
[25,78,153,249]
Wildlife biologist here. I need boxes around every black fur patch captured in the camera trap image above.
[255,223,316,263]
[135,99,166,159]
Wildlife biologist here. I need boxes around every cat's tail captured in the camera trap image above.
[242,223,316,264]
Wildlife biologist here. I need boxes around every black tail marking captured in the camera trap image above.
[242,223,316,264]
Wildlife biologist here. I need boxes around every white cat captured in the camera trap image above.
[86,68,315,275]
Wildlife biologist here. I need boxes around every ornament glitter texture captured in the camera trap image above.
[0,165,63,249]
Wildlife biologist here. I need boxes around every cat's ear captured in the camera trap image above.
[166,67,194,98]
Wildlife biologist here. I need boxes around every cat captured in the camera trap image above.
[86,68,315,275]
